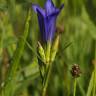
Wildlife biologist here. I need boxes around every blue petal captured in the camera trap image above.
[45,0,56,15]
[47,16,56,41]
[60,4,64,11]
[36,9,46,41]
[44,13,58,41]
[47,4,64,18]
[32,2,64,42]
[45,4,64,41]
[32,4,45,16]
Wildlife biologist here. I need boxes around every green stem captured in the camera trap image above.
[86,71,94,96]
[93,41,96,96]
[73,78,77,96]
[93,70,96,96]
[87,41,96,96]
[2,9,31,96]
[42,64,52,96]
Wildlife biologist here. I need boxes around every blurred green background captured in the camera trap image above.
[0,0,96,96]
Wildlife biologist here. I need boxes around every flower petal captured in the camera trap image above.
[60,4,64,11]
[36,9,46,41]
[45,4,64,41]
[47,4,64,17]
[47,16,56,41]
[32,4,45,16]
[45,0,56,15]
[32,2,64,42]
[44,14,58,41]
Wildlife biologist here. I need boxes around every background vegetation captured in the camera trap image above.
[0,0,96,96]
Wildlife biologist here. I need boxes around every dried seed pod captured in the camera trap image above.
[56,25,64,34]
[70,64,81,78]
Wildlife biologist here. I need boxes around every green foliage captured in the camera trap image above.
[0,0,96,96]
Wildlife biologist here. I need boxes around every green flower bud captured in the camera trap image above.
[45,41,51,64]
[37,42,45,63]
[50,35,60,63]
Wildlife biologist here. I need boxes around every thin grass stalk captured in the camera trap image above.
[86,71,94,96]
[86,41,96,96]
[73,78,77,96]
[93,41,96,96]
[2,9,31,96]
[93,71,96,96]
[78,80,86,96]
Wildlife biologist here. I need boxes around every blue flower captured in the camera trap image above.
[32,0,64,42]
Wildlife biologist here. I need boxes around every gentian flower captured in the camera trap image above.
[32,0,64,42]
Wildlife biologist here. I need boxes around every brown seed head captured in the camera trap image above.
[70,64,81,78]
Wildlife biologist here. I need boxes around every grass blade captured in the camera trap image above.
[2,8,31,96]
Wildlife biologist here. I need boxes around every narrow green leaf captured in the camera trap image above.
[86,71,94,96]
[2,9,31,96]
[14,72,39,96]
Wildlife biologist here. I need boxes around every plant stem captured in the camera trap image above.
[2,9,31,96]
[42,64,52,96]
[87,41,96,96]
[93,70,96,96]
[93,41,96,96]
[86,71,94,96]
[73,78,77,96]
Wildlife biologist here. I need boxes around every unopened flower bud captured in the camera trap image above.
[50,35,60,63]
[45,42,51,64]
[37,42,45,63]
